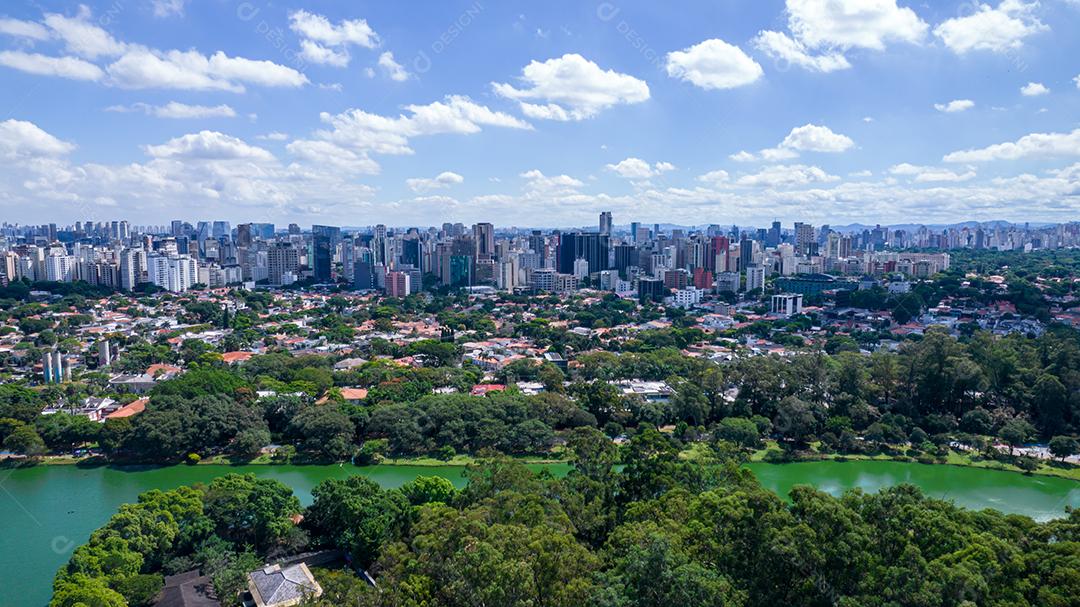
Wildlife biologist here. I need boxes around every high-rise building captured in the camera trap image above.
[473,223,495,260]
[385,270,410,297]
[795,222,815,255]
[312,225,340,283]
[557,232,609,275]
[745,265,766,293]
[599,211,613,235]
[268,243,299,285]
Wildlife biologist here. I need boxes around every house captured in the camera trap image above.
[109,373,157,394]
[105,398,149,420]
[221,351,255,365]
[154,570,220,607]
[247,563,322,607]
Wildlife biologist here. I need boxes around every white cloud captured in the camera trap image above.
[0,9,309,92]
[520,169,584,192]
[43,9,128,59]
[780,123,855,152]
[289,10,379,67]
[935,99,975,112]
[786,0,928,51]
[0,17,51,40]
[377,51,409,81]
[944,128,1080,162]
[0,119,75,158]
[106,101,236,119]
[889,163,976,182]
[0,50,104,81]
[151,0,187,18]
[735,164,840,187]
[752,30,851,73]
[665,39,763,89]
[493,54,649,120]
[105,48,308,92]
[605,158,675,179]
[406,171,464,192]
[257,132,289,141]
[286,140,379,174]
[315,95,531,156]
[144,130,274,161]
[697,169,730,184]
[934,0,1047,54]
[1075,74,1080,89]
[1020,81,1049,96]
[734,123,854,161]
[298,40,350,68]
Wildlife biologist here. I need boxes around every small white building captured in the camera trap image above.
[771,293,804,317]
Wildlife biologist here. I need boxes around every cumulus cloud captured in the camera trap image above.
[889,163,976,182]
[605,158,675,180]
[289,9,380,67]
[934,0,1047,54]
[286,139,379,174]
[493,54,649,120]
[944,128,1080,162]
[0,119,76,158]
[785,0,928,51]
[735,164,840,187]
[0,17,51,40]
[734,124,854,161]
[106,49,308,92]
[1020,81,1049,96]
[0,8,308,92]
[935,99,975,113]
[315,95,531,157]
[406,171,464,192]
[752,30,851,73]
[697,169,731,184]
[0,51,104,81]
[106,101,236,119]
[665,39,763,89]
[520,169,584,192]
[377,51,409,81]
[44,8,128,59]
[144,130,274,161]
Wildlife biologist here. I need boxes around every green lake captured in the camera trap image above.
[2,460,1077,607]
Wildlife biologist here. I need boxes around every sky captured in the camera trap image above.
[0,0,1079,229]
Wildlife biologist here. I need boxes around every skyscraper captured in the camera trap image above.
[473,222,495,260]
[557,232,610,275]
[312,225,340,283]
[599,211,613,235]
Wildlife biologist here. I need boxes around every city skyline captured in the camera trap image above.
[1,1,1079,226]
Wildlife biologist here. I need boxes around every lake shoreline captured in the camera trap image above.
[7,448,1080,483]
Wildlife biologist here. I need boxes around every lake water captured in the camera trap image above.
[2,460,1077,607]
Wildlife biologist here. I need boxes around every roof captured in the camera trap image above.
[106,398,149,420]
[248,563,322,607]
[222,351,255,364]
[155,570,220,607]
[339,388,368,401]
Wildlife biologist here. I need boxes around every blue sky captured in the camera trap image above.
[0,0,1078,228]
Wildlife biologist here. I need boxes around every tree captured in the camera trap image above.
[203,474,300,552]
[50,573,127,607]
[304,476,410,566]
[714,417,761,450]
[400,476,457,506]
[3,423,46,455]
[288,406,355,461]
[1000,419,1035,455]
[1049,436,1079,462]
